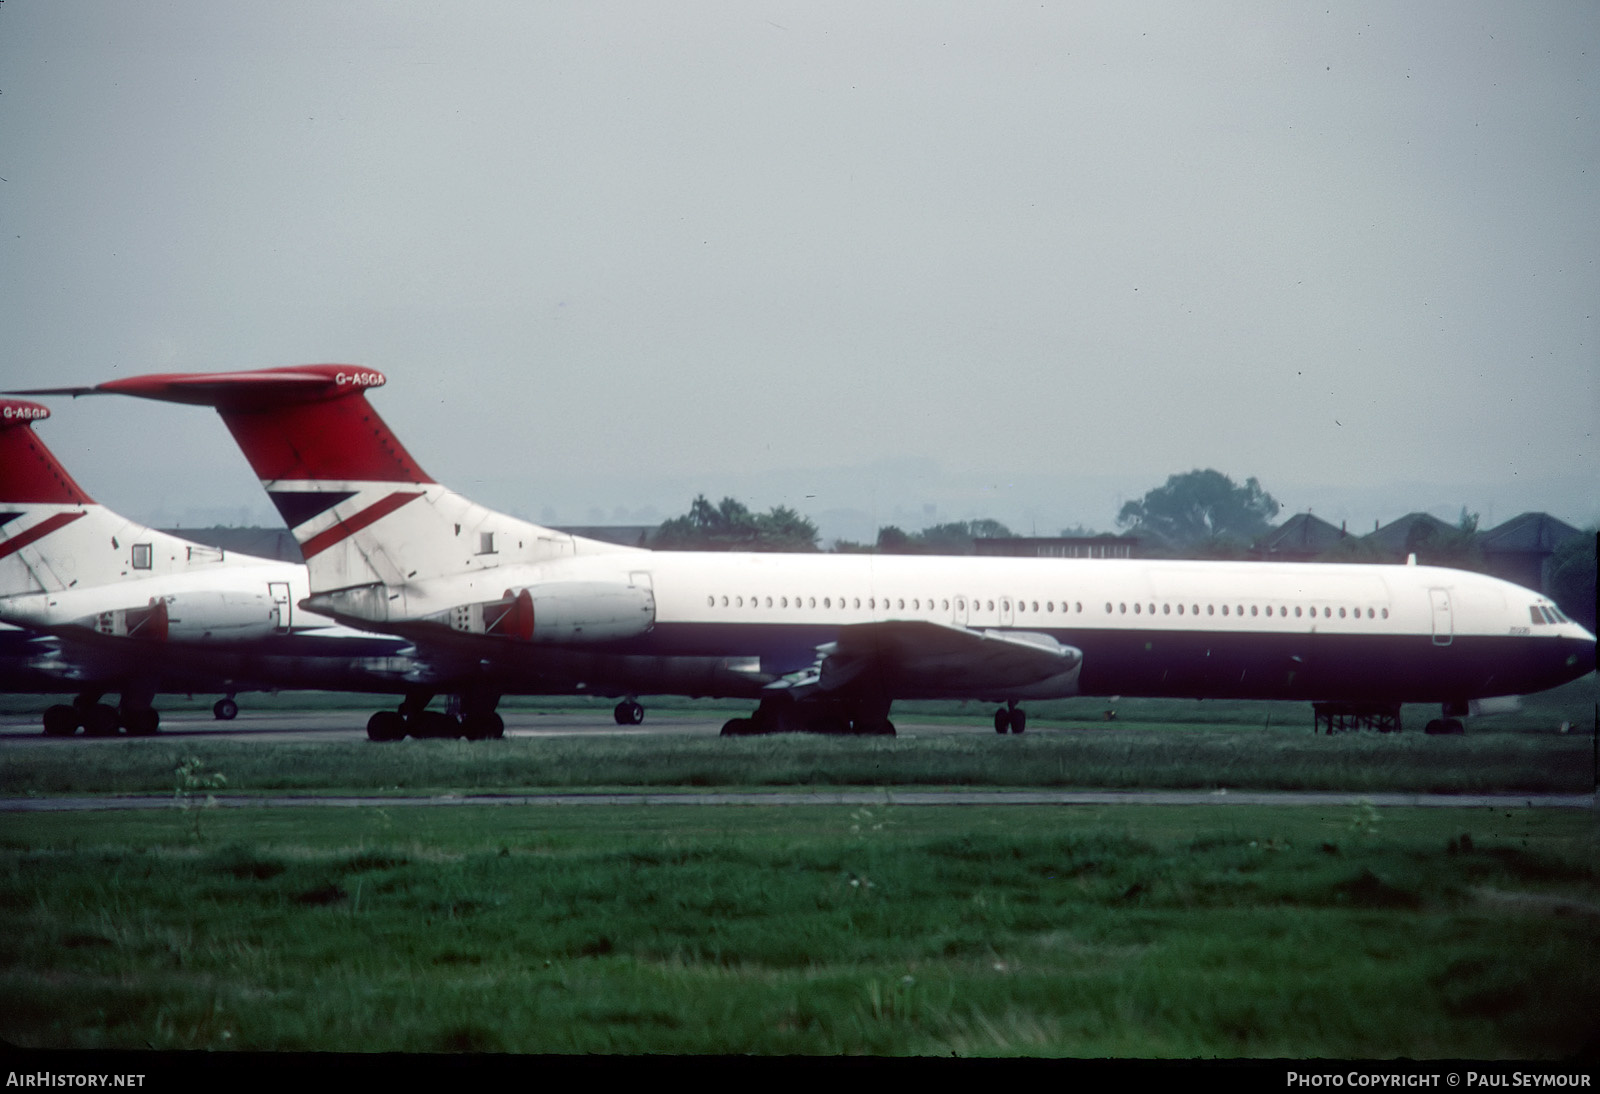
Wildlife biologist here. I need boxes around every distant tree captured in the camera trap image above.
[828,519,1017,554]
[965,519,1013,540]
[1188,536,1253,560]
[654,495,819,552]
[1116,470,1280,555]
[1547,528,1597,632]
[871,519,1015,555]
[873,525,914,553]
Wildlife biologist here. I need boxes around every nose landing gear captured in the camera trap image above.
[993,701,1026,734]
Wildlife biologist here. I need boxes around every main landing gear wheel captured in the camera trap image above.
[367,690,506,742]
[367,710,406,742]
[994,705,1026,734]
[122,707,160,736]
[82,703,121,737]
[213,698,239,721]
[613,700,644,726]
[42,705,79,736]
[411,710,460,738]
[461,712,505,741]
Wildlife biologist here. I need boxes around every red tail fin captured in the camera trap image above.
[0,400,93,505]
[96,366,434,485]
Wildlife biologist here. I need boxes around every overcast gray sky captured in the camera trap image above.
[2,2,1595,544]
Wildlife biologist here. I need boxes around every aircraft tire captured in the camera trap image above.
[123,708,160,736]
[42,705,79,736]
[461,712,503,741]
[1009,709,1027,734]
[412,710,459,739]
[810,715,850,735]
[82,704,121,737]
[367,711,406,742]
[614,701,644,726]
[214,699,239,721]
[994,707,1010,734]
[720,717,753,737]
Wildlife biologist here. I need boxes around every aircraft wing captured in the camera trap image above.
[776,619,1082,701]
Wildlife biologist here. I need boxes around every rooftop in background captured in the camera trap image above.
[1256,513,1349,561]
[1473,512,1586,594]
[1364,512,1462,556]
[1476,511,1584,555]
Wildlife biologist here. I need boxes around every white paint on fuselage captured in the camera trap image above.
[0,502,344,637]
[401,549,1587,646]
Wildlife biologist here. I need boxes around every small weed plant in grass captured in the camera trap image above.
[172,756,226,843]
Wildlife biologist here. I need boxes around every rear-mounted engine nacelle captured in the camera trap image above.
[90,591,280,642]
[447,581,655,644]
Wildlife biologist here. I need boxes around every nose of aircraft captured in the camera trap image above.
[1562,624,1598,687]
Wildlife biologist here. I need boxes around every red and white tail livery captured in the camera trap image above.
[0,396,415,736]
[96,367,635,626]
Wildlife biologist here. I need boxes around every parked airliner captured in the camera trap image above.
[31,366,1595,741]
[0,397,420,735]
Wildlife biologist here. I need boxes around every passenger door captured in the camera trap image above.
[1429,588,1453,647]
[269,581,292,632]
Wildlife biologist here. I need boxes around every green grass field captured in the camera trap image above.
[2,675,1595,1057]
[3,717,1594,798]
[3,804,1597,1056]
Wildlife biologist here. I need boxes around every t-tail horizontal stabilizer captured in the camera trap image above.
[66,365,629,626]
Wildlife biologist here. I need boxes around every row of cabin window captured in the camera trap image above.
[1108,602,1389,620]
[706,595,1002,611]
[702,594,1389,621]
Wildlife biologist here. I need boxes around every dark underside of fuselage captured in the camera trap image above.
[607,623,1595,704]
[0,629,417,697]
